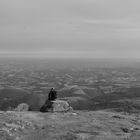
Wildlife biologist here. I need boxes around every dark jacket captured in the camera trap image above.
[48,89,57,101]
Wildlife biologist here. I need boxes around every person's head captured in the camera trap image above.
[51,88,54,91]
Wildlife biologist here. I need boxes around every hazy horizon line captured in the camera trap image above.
[0,56,140,62]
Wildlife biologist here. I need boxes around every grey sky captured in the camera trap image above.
[0,0,140,58]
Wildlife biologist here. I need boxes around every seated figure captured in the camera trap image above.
[40,88,57,112]
[48,88,57,101]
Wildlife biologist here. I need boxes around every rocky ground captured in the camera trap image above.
[0,110,140,140]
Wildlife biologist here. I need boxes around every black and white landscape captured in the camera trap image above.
[0,0,140,140]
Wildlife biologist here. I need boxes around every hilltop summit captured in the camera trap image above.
[0,110,140,140]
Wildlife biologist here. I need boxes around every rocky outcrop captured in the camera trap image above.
[15,103,30,112]
[40,100,73,112]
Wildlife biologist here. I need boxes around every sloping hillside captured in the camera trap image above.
[58,85,103,110]
[1,86,140,113]
[90,87,140,113]
[0,88,47,111]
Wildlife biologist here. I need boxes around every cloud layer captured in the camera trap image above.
[0,0,140,58]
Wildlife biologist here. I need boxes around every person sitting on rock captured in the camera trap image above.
[48,88,57,101]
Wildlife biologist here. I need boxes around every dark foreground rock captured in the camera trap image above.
[40,100,73,112]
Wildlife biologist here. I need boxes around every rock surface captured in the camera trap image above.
[40,100,73,112]
[15,103,30,112]
[0,111,140,140]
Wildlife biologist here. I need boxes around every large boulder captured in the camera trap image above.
[40,100,73,112]
[15,103,30,112]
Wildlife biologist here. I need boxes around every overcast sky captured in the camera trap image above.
[0,0,140,59]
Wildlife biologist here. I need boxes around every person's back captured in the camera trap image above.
[48,88,57,101]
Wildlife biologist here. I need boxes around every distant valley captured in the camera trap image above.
[0,59,140,113]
